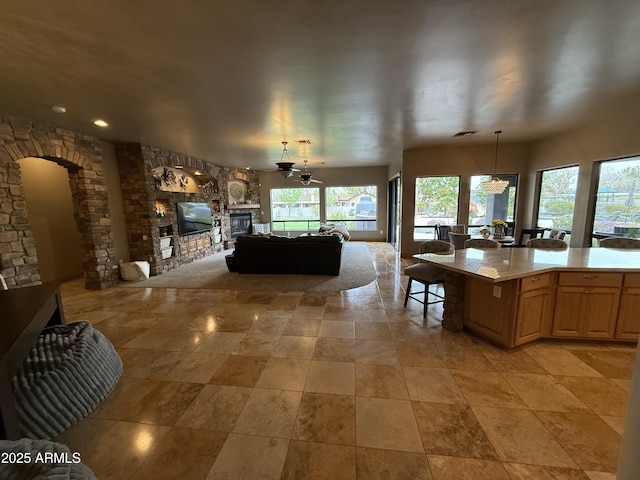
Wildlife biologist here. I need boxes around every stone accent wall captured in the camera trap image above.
[115,143,260,276]
[0,114,116,289]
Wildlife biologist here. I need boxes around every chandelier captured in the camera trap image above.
[480,130,509,195]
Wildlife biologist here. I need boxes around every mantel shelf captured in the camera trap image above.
[227,203,260,210]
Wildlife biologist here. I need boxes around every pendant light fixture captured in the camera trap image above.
[480,130,509,195]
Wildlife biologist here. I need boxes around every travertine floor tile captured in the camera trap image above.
[283,319,322,336]
[356,397,423,453]
[451,370,527,408]
[206,433,288,480]
[175,384,252,432]
[356,447,432,480]
[355,322,392,340]
[232,388,302,438]
[164,351,228,383]
[231,333,279,356]
[131,427,227,480]
[255,357,310,390]
[503,373,590,412]
[536,411,622,472]
[481,347,547,374]
[208,355,269,387]
[395,341,446,368]
[472,406,578,468]
[355,364,409,400]
[319,320,356,338]
[305,360,355,395]
[503,463,590,479]
[555,376,630,416]
[354,339,398,365]
[272,335,317,359]
[412,402,498,459]
[403,367,466,403]
[569,349,636,378]
[280,440,356,480]
[427,455,509,480]
[193,332,245,354]
[292,392,356,445]
[526,349,603,377]
[313,337,356,362]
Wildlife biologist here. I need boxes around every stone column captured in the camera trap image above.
[441,271,465,332]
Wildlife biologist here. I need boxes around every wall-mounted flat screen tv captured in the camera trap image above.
[176,202,213,236]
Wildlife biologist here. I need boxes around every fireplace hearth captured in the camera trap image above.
[230,213,252,239]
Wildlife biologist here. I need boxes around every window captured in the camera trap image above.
[469,174,518,234]
[270,187,320,232]
[537,167,578,243]
[592,156,640,240]
[414,176,460,240]
[325,186,378,230]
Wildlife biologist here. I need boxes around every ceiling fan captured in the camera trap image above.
[298,160,323,185]
[273,141,300,179]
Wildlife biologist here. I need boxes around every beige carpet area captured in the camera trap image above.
[118,241,377,292]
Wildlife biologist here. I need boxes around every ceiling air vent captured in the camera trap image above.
[453,131,476,137]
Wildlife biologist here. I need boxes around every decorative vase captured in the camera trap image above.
[493,226,505,239]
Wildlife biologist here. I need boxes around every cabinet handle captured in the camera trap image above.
[583,274,597,279]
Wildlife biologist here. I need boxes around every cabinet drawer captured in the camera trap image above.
[558,272,622,288]
[521,273,552,293]
[624,273,640,288]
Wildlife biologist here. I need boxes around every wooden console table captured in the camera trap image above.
[414,248,640,347]
[0,283,65,439]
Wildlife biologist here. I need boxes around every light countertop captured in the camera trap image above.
[413,247,640,282]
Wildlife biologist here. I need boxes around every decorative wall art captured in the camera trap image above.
[151,167,199,193]
[228,179,248,204]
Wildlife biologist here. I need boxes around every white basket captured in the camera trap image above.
[161,247,173,259]
[159,237,171,249]
[120,261,150,281]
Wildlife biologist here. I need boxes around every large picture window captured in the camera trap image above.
[270,187,320,232]
[469,174,518,233]
[414,176,460,240]
[536,166,578,242]
[593,157,640,240]
[325,186,377,230]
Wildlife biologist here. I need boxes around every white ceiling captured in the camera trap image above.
[2,1,640,170]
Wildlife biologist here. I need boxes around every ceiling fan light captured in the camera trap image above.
[480,177,509,195]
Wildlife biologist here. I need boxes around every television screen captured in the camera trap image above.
[176,202,213,236]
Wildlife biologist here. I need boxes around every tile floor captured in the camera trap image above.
[54,242,636,479]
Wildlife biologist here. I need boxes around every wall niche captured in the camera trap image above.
[115,143,260,276]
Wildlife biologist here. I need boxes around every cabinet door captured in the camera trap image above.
[515,288,552,345]
[582,288,619,339]
[552,287,584,337]
[616,287,640,340]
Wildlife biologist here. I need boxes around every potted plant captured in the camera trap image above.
[490,219,508,239]
[244,189,252,204]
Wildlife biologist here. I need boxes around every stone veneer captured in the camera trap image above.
[0,115,116,289]
[115,143,261,276]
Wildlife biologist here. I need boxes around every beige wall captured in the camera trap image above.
[101,141,130,263]
[259,166,389,241]
[18,157,83,282]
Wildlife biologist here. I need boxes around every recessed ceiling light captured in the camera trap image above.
[51,105,66,114]
[93,119,109,127]
[194,171,202,176]
[245,166,250,170]
[174,165,184,169]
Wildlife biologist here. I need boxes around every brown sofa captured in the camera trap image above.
[233,234,344,275]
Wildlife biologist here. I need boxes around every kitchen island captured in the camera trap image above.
[414,247,640,347]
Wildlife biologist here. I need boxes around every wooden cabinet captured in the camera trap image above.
[616,274,640,340]
[514,274,554,345]
[552,272,622,339]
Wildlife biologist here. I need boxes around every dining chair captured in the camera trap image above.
[526,238,568,249]
[517,228,546,246]
[404,240,453,319]
[599,237,640,248]
[448,232,471,250]
[464,238,501,249]
[448,224,466,235]
[549,229,566,240]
